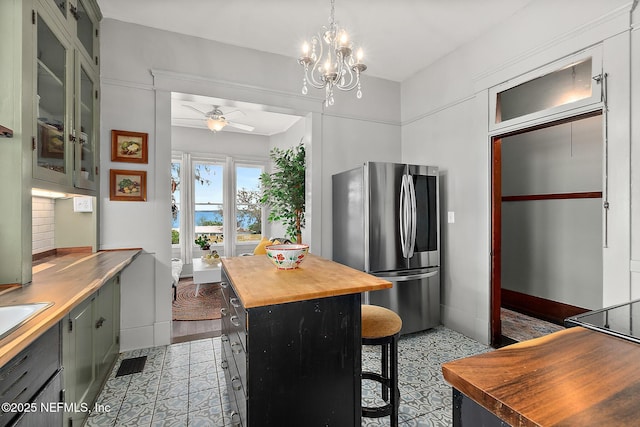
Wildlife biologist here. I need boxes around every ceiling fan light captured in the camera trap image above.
[207,117,226,132]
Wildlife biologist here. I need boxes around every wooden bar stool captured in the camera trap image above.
[361,304,402,426]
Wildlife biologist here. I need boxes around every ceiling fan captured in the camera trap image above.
[180,105,255,132]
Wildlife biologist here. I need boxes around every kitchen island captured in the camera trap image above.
[442,326,640,426]
[220,253,392,427]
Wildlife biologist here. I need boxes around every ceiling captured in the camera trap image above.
[99,0,536,134]
[171,93,303,136]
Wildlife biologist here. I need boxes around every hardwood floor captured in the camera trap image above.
[171,278,222,344]
[172,319,221,344]
[501,307,564,344]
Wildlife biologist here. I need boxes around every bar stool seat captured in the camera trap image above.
[361,304,402,426]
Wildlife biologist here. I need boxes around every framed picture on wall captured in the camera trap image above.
[111,129,148,163]
[109,169,147,201]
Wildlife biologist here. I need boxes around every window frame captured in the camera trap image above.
[489,45,603,134]
[172,152,267,259]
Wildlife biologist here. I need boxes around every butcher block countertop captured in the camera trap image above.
[221,253,391,308]
[442,326,640,426]
[0,249,141,367]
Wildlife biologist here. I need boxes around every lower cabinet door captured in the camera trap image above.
[14,369,63,427]
[63,295,96,426]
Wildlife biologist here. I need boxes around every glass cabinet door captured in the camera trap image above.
[35,13,71,183]
[49,0,68,21]
[74,57,97,190]
[75,0,95,62]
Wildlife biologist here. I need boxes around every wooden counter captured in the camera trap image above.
[0,249,141,367]
[442,327,640,426]
[221,253,392,308]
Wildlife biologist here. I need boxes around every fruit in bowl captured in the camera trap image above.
[265,244,309,270]
[202,250,220,265]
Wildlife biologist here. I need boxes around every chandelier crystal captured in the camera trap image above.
[298,0,367,106]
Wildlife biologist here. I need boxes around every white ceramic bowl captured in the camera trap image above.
[265,244,309,270]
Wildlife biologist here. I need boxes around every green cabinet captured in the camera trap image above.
[33,0,101,193]
[63,275,120,427]
[0,0,101,286]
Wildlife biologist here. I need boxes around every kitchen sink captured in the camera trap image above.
[0,302,53,339]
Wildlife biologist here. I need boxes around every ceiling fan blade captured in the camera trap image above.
[223,109,243,118]
[182,105,209,116]
[226,121,254,132]
[173,117,206,120]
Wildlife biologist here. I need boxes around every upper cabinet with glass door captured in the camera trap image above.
[43,0,100,68]
[34,0,100,193]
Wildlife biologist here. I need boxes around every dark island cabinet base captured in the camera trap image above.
[453,389,510,427]
[221,268,362,427]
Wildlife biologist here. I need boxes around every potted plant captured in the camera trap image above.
[259,142,306,244]
[195,235,210,251]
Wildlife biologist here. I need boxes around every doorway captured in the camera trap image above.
[490,111,603,346]
[169,92,308,343]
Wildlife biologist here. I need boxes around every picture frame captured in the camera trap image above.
[109,169,147,201]
[111,129,148,163]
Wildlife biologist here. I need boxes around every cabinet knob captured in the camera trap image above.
[221,334,229,342]
[231,376,242,391]
[230,316,241,327]
[220,360,228,370]
[230,298,241,308]
[220,308,228,316]
[220,282,228,289]
[231,341,242,354]
[230,411,241,425]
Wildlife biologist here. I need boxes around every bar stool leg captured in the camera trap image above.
[391,335,399,427]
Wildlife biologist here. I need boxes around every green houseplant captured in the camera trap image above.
[259,142,306,244]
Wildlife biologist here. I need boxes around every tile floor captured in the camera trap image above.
[86,326,490,427]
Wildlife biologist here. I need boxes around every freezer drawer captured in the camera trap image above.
[367,269,440,335]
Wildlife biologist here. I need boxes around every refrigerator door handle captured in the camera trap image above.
[407,174,417,259]
[399,174,409,258]
[376,270,439,282]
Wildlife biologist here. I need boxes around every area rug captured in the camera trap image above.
[172,279,222,321]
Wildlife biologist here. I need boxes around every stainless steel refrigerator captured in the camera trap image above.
[332,162,440,334]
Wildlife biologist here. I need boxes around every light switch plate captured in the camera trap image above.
[448,211,455,224]
[73,197,93,212]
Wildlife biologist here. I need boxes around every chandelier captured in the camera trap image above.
[298,0,367,106]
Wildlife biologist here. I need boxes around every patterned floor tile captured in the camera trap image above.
[92,326,490,426]
[114,401,154,427]
[187,406,226,427]
[153,395,189,419]
[188,386,223,411]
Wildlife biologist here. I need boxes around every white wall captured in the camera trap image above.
[401,0,633,344]
[501,116,603,309]
[630,5,640,298]
[172,126,270,159]
[99,19,400,350]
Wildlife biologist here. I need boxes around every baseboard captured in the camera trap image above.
[501,289,589,325]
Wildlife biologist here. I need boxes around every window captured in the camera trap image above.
[171,160,181,245]
[489,47,602,132]
[172,154,266,258]
[235,165,264,254]
[194,161,225,248]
